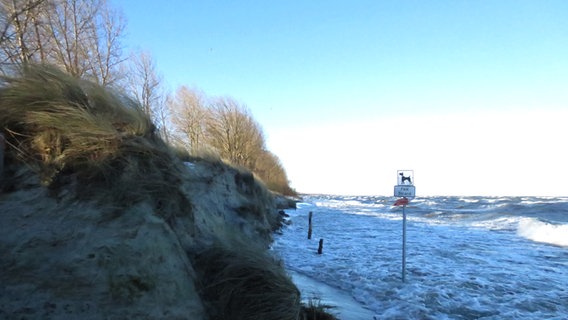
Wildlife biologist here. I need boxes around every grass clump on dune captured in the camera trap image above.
[193,236,302,320]
[301,298,338,320]
[0,64,187,216]
[193,235,340,319]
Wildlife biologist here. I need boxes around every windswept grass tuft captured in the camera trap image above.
[301,298,338,320]
[194,236,301,320]
[0,64,188,217]
[1,65,151,176]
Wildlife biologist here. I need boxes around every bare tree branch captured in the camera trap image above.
[0,0,125,83]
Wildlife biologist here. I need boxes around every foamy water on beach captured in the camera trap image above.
[272,195,568,319]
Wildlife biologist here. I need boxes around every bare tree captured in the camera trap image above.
[0,0,47,66]
[123,50,170,141]
[0,0,125,85]
[125,51,161,116]
[254,150,295,195]
[0,1,43,46]
[43,0,125,84]
[86,1,125,85]
[154,93,171,142]
[204,97,265,169]
[120,51,170,142]
[168,86,208,152]
[167,86,295,194]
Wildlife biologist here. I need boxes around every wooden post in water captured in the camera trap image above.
[307,211,313,239]
[317,239,324,254]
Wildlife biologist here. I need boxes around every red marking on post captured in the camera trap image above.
[394,197,409,206]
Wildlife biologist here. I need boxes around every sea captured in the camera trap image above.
[271,195,568,320]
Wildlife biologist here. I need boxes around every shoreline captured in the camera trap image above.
[289,270,376,320]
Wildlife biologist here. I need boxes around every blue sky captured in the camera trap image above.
[118,1,568,196]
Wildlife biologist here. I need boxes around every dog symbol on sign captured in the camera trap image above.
[399,172,412,185]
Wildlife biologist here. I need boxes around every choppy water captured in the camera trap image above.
[272,195,568,319]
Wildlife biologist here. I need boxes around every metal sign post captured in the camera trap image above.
[394,170,415,283]
[402,204,407,282]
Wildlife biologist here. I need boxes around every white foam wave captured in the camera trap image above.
[468,216,521,231]
[313,199,386,210]
[520,196,568,205]
[296,202,314,209]
[517,218,568,247]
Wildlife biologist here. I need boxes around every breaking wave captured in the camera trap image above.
[517,218,568,247]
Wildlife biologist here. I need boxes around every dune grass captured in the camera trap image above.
[194,237,342,320]
[193,235,302,320]
[301,298,338,320]
[0,64,153,176]
[0,64,187,217]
